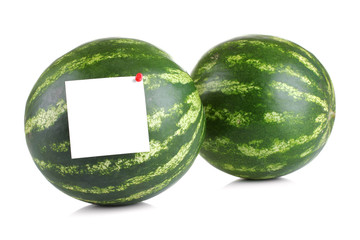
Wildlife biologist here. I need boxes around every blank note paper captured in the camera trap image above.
[65,75,150,159]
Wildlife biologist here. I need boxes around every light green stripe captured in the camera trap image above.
[270,81,328,111]
[34,139,164,176]
[320,67,334,97]
[105,39,171,59]
[29,50,164,105]
[147,108,167,131]
[238,113,327,159]
[269,36,323,78]
[221,39,285,52]
[176,91,202,135]
[52,111,203,195]
[226,55,277,72]
[227,55,316,86]
[219,39,247,50]
[144,68,193,91]
[279,66,312,85]
[247,39,283,50]
[193,52,220,82]
[299,147,314,158]
[35,158,80,176]
[203,113,327,159]
[195,60,218,77]
[107,39,157,46]
[222,162,286,173]
[34,91,202,176]
[269,36,316,61]
[202,136,233,155]
[289,51,321,77]
[50,141,70,152]
[46,39,167,71]
[205,105,252,127]
[264,112,285,123]
[74,150,198,204]
[226,54,245,67]
[263,111,304,124]
[34,41,107,79]
[265,36,321,78]
[147,103,183,131]
[226,37,320,79]
[223,37,324,87]
[25,99,67,134]
[197,79,261,96]
[245,58,277,72]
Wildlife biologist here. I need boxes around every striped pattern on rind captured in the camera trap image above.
[192,35,335,179]
[25,38,205,205]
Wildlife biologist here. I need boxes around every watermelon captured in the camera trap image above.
[191,35,335,179]
[25,38,205,205]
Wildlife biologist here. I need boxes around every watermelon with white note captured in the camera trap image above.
[25,38,205,205]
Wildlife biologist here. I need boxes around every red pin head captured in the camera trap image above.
[135,73,143,82]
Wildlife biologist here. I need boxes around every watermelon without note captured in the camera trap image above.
[192,35,335,179]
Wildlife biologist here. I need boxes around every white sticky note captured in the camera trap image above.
[65,76,150,159]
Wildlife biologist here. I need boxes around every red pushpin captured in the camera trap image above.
[135,73,143,82]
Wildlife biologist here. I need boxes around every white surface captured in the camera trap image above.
[65,76,149,159]
[1,0,359,239]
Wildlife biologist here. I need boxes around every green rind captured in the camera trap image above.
[192,35,335,179]
[25,38,205,205]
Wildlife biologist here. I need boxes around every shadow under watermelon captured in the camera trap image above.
[71,202,153,216]
[224,177,294,189]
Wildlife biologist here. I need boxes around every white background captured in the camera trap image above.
[1,0,359,239]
